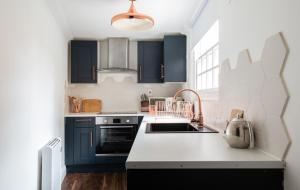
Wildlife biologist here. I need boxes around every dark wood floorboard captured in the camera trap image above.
[61,173,127,190]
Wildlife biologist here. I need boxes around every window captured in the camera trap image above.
[193,20,219,92]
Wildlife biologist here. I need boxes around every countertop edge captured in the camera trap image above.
[65,113,145,117]
[126,160,285,169]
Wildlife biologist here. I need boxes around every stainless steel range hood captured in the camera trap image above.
[99,38,137,72]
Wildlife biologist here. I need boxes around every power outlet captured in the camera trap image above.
[147,89,153,96]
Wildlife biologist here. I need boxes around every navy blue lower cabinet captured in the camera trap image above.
[127,169,284,190]
[65,117,74,165]
[65,117,132,173]
[74,127,95,165]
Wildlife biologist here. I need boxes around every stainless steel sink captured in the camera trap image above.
[145,123,218,133]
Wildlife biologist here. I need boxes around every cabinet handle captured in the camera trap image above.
[90,130,93,148]
[92,65,96,81]
[139,65,142,81]
[161,64,164,79]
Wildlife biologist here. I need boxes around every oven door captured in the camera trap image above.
[95,125,136,156]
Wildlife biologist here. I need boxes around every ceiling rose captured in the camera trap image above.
[111,0,154,31]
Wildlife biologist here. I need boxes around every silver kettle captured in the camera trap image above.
[224,114,255,149]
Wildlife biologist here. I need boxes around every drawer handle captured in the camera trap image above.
[75,119,92,123]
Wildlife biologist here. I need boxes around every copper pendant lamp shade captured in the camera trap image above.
[111,0,154,31]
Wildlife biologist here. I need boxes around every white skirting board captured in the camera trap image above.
[61,165,66,185]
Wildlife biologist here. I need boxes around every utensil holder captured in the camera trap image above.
[140,100,149,112]
[69,96,81,113]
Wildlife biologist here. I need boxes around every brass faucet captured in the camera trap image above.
[173,89,204,127]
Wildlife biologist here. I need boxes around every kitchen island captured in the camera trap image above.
[126,116,285,190]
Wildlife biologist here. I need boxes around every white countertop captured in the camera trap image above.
[126,117,285,169]
[65,112,284,169]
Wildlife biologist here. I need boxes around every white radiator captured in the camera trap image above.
[42,137,62,190]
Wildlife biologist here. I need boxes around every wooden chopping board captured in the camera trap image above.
[229,109,244,121]
[82,99,102,113]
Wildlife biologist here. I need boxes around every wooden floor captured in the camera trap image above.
[61,173,127,190]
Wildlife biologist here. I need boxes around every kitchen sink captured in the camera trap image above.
[145,123,218,133]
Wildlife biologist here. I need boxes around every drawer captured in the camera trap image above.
[72,117,95,127]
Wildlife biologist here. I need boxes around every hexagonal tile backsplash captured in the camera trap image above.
[210,33,291,160]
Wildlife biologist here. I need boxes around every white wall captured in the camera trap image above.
[67,74,183,112]
[0,0,68,189]
[189,0,300,189]
[187,0,219,90]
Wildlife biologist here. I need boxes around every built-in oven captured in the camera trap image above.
[95,116,139,157]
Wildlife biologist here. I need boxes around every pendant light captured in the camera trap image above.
[111,0,154,31]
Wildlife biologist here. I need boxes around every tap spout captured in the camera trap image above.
[173,89,204,126]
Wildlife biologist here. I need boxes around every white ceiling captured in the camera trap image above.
[58,0,202,39]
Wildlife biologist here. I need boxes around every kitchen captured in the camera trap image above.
[0,0,300,190]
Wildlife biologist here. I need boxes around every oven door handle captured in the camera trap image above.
[98,126,134,129]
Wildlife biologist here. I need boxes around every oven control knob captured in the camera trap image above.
[126,119,130,123]
[104,119,108,123]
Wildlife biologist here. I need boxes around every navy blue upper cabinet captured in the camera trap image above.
[71,40,98,83]
[164,35,187,82]
[138,41,164,83]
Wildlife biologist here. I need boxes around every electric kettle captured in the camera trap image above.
[224,114,255,149]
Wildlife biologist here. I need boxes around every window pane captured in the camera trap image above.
[213,46,219,67]
[207,70,213,89]
[213,67,219,88]
[207,51,213,70]
[197,59,202,74]
[201,73,207,90]
[197,75,202,90]
[201,56,207,73]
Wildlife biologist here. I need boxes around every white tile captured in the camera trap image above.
[218,99,230,121]
[264,115,291,160]
[236,50,252,82]
[219,59,232,88]
[254,130,267,150]
[219,59,234,102]
[246,96,267,134]
[214,33,291,160]
[246,61,265,98]
[228,81,251,111]
[261,33,288,79]
[261,77,288,117]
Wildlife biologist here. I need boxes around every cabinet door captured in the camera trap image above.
[74,127,95,164]
[138,41,164,83]
[65,118,74,165]
[71,40,97,83]
[164,35,187,82]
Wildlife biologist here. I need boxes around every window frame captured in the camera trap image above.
[192,19,220,100]
[195,43,219,93]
